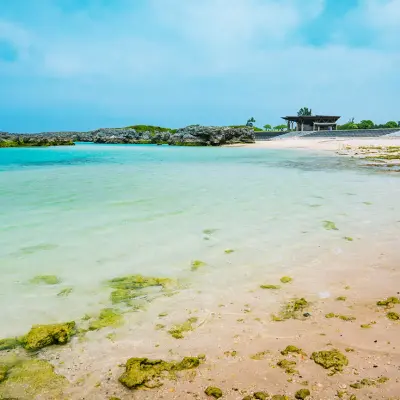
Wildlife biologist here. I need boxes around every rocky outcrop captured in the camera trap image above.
[1,125,255,147]
[168,125,255,146]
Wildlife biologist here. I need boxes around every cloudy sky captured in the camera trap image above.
[0,0,399,132]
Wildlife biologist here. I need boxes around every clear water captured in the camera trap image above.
[0,144,399,337]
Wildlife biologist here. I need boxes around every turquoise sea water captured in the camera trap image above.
[0,144,399,337]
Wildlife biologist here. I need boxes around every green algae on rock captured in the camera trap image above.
[110,288,142,305]
[0,359,67,400]
[350,376,389,389]
[29,275,61,285]
[106,274,173,290]
[89,309,123,330]
[118,356,201,389]
[295,388,310,399]
[344,236,354,242]
[281,345,306,356]
[191,260,206,271]
[311,350,348,374]
[271,395,290,400]
[205,386,223,398]
[280,276,293,284]
[325,313,356,321]
[323,220,338,230]
[22,321,76,351]
[376,296,400,306]
[57,287,73,297]
[0,338,20,351]
[387,311,400,320]
[336,296,347,301]
[168,317,198,339]
[260,284,281,290]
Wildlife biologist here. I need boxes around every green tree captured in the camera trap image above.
[358,120,374,129]
[274,124,287,131]
[297,107,312,116]
[339,122,358,130]
[263,124,272,131]
[246,117,256,127]
[385,121,398,128]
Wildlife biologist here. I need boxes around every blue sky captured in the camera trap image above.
[0,0,399,132]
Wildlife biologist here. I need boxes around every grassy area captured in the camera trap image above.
[124,125,178,134]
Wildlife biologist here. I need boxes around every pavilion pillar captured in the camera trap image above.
[287,121,290,131]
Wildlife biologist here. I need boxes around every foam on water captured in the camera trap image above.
[0,144,399,337]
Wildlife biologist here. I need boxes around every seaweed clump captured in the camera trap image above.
[118,356,201,389]
[21,322,76,351]
[277,359,298,374]
[323,221,338,231]
[0,359,67,399]
[89,309,123,331]
[205,386,223,398]
[29,275,61,285]
[281,345,306,356]
[387,312,399,321]
[280,276,293,284]
[376,297,400,307]
[191,260,206,271]
[311,350,348,375]
[57,287,73,297]
[168,317,198,339]
[260,284,281,290]
[295,389,310,399]
[254,392,269,400]
[325,313,356,321]
[271,395,290,400]
[350,376,389,389]
[250,351,269,360]
[272,298,309,321]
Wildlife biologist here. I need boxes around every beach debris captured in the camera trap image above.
[254,392,269,400]
[336,296,347,301]
[350,376,389,389]
[0,338,20,351]
[57,287,73,297]
[205,386,223,398]
[277,359,298,374]
[280,276,293,284]
[29,275,61,285]
[281,345,307,357]
[250,351,269,360]
[311,350,348,374]
[0,359,67,399]
[325,313,356,321]
[168,317,198,339]
[21,321,76,351]
[191,260,207,271]
[118,356,201,389]
[260,284,281,290]
[376,296,400,307]
[295,388,310,399]
[386,311,399,320]
[88,308,123,330]
[224,249,234,254]
[323,220,338,231]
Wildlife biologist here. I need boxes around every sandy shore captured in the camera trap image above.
[229,138,400,153]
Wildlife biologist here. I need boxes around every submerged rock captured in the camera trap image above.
[295,388,311,399]
[0,359,67,399]
[119,356,201,389]
[22,322,76,351]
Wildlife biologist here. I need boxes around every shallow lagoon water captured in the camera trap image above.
[0,143,399,337]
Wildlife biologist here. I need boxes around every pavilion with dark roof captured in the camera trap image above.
[282,115,341,132]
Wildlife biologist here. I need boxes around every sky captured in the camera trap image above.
[0,0,399,132]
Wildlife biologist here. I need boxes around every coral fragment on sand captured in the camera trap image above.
[29,275,61,285]
[336,296,347,301]
[118,356,201,389]
[22,321,76,351]
[254,392,269,400]
[281,345,306,356]
[311,349,348,374]
[387,311,399,320]
[205,386,223,398]
[350,376,389,389]
[280,276,293,284]
[376,296,400,306]
[277,359,298,374]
